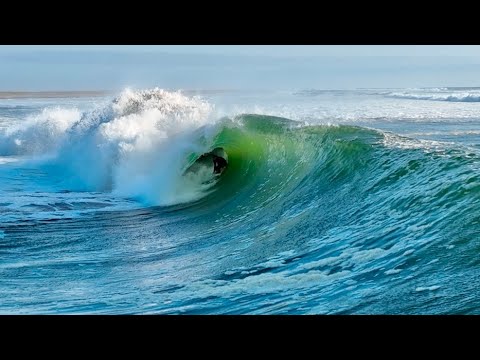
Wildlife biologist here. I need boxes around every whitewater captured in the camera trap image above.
[1,87,480,314]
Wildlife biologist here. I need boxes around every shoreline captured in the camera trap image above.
[0,89,248,100]
[0,91,112,99]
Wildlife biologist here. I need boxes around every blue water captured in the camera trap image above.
[1,88,480,314]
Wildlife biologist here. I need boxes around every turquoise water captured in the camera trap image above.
[1,88,480,314]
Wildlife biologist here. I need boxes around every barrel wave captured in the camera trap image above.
[1,88,480,314]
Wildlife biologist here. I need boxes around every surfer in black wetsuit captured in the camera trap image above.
[213,155,227,174]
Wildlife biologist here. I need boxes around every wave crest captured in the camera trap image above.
[384,91,480,102]
[0,107,81,155]
[1,88,217,205]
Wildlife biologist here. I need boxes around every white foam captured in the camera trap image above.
[0,156,20,164]
[300,256,341,270]
[0,107,82,156]
[415,286,441,292]
[103,89,216,205]
[386,91,480,102]
[405,130,480,137]
[385,269,402,275]
[194,268,352,298]
[210,89,480,123]
[0,88,220,207]
[74,89,216,205]
[382,132,454,152]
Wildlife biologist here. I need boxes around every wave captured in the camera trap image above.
[0,88,217,206]
[0,107,82,155]
[293,89,350,96]
[383,91,480,102]
[2,87,480,214]
[3,88,480,313]
[189,115,480,214]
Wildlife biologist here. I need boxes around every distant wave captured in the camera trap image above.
[293,89,350,96]
[294,88,480,102]
[384,91,480,102]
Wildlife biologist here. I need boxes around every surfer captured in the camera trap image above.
[213,155,227,174]
[183,149,228,177]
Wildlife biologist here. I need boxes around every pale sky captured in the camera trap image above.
[4,45,480,56]
[1,45,480,90]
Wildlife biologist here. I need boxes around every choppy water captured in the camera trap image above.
[1,87,480,314]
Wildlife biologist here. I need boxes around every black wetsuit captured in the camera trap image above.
[213,155,227,174]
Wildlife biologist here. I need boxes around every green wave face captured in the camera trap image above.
[168,115,480,313]
[179,114,480,262]
[182,115,382,218]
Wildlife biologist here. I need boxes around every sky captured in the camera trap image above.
[1,45,480,90]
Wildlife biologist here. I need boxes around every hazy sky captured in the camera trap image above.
[1,45,480,90]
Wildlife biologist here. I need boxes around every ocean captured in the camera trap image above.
[1,87,480,314]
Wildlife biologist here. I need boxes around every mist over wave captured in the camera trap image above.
[0,88,218,205]
[0,107,82,155]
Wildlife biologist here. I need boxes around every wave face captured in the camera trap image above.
[2,88,480,314]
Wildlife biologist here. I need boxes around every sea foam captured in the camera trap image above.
[0,88,217,206]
